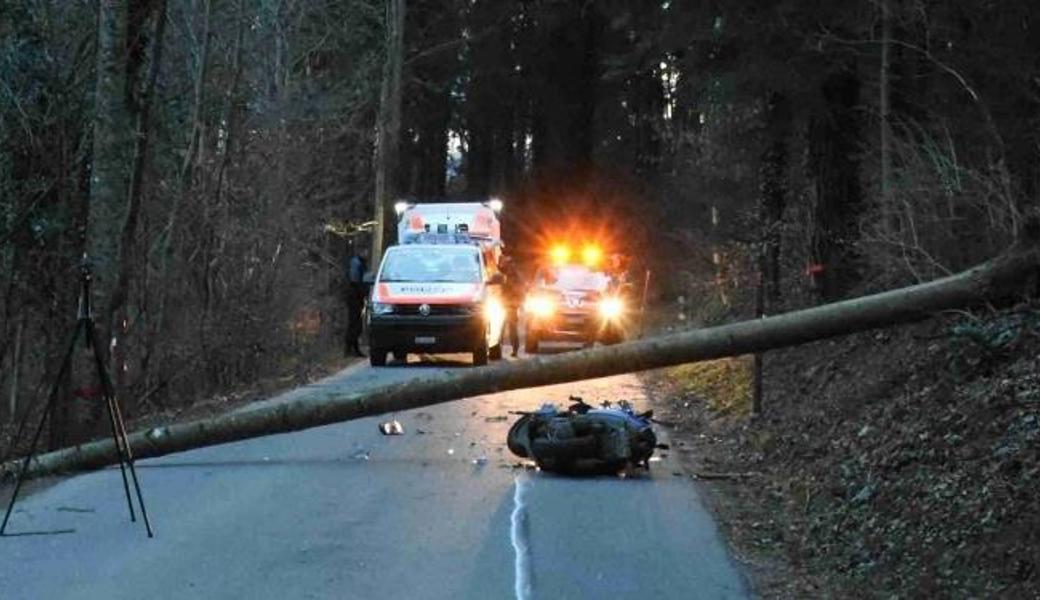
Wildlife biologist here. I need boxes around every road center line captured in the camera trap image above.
[511,475,533,600]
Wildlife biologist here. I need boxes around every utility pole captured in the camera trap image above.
[372,0,406,266]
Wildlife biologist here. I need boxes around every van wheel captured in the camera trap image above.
[370,348,388,367]
[489,342,503,360]
[472,342,489,366]
[392,349,408,363]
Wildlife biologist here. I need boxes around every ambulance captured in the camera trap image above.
[395,200,502,245]
[367,201,507,366]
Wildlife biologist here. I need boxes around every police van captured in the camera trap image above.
[367,201,507,366]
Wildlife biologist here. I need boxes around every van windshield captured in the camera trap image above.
[379,246,482,283]
[538,265,609,292]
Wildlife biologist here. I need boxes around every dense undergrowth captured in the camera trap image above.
[652,307,1040,598]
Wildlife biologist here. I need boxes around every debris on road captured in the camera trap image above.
[484,415,509,423]
[378,420,404,435]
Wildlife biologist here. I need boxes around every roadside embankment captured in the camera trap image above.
[646,307,1040,598]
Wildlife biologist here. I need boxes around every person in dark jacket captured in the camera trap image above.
[345,243,368,357]
[500,255,523,357]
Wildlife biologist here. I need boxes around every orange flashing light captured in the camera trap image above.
[550,244,571,265]
[581,244,603,267]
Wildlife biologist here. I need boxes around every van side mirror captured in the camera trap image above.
[488,272,505,285]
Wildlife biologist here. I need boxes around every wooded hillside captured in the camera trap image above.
[2,1,1039,449]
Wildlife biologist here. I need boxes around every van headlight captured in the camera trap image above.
[371,302,395,315]
[599,297,624,320]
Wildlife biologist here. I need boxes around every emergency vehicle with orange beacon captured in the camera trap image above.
[523,241,628,352]
[366,200,507,367]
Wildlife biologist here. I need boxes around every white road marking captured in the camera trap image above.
[511,475,533,600]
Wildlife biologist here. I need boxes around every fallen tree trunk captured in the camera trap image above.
[5,234,1038,479]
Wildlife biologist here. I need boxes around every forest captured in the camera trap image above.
[2,0,1038,450]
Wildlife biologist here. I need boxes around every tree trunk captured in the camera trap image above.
[760,91,790,303]
[8,320,23,420]
[108,0,168,393]
[149,0,211,377]
[810,64,864,301]
[371,0,406,266]
[5,232,1038,479]
[86,0,130,339]
[879,0,893,228]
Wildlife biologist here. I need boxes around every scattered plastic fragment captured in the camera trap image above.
[484,416,508,423]
[648,456,663,463]
[447,448,455,455]
[350,449,370,461]
[379,420,404,435]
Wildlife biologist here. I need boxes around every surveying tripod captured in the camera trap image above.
[1,257,153,537]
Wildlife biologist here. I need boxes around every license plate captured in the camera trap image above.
[415,336,436,344]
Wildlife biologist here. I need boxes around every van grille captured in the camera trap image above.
[394,304,475,316]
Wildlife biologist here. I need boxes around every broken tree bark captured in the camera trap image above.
[4,235,1038,479]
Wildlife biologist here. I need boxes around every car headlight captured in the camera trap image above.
[371,302,395,315]
[599,297,624,320]
[524,295,556,318]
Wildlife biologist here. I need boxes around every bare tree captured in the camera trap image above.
[371,0,406,264]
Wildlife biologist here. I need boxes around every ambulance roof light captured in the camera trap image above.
[394,201,410,216]
[487,198,503,212]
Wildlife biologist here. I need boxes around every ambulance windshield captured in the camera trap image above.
[380,246,482,283]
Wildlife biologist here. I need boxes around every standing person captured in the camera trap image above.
[500,255,523,357]
[345,242,368,357]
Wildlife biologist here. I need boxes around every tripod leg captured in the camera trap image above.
[85,325,137,524]
[1,321,82,536]
[109,396,153,538]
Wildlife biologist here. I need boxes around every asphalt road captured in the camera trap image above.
[1,349,750,600]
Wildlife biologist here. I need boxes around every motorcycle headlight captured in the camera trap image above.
[599,297,624,320]
[371,302,395,315]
